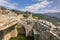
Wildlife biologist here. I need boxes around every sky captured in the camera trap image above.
[0,0,60,13]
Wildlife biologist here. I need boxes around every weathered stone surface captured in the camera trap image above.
[0,8,60,40]
[33,21,60,40]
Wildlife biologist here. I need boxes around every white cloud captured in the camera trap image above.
[0,0,18,9]
[22,0,60,13]
[46,9,60,13]
[22,0,53,13]
[37,9,60,13]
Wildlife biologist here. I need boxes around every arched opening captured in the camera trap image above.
[17,26,26,36]
[10,25,34,40]
[10,26,26,40]
[26,30,34,40]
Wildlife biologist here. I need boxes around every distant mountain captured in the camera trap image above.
[32,14,60,26]
[43,13,60,23]
[44,13,60,18]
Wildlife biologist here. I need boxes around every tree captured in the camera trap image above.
[0,6,6,10]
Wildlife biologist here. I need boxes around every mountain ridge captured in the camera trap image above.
[44,12,60,18]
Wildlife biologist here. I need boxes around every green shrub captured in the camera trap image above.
[23,13,30,18]
[10,35,25,40]
[33,16,39,20]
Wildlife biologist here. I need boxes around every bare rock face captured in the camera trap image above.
[33,21,60,40]
[0,7,60,40]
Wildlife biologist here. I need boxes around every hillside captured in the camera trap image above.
[0,6,60,26]
[9,10,60,26]
[32,14,60,26]
[44,13,60,18]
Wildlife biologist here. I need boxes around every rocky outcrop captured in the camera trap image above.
[33,21,60,40]
[1,26,18,40]
[0,7,60,40]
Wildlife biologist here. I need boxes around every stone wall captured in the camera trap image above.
[1,27,18,40]
[11,28,18,37]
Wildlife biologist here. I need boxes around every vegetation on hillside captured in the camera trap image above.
[0,6,6,10]
[33,16,39,20]
[23,11,31,18]
[10,34,34,40]
[32,14,60,26]
[10,35,25,40]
